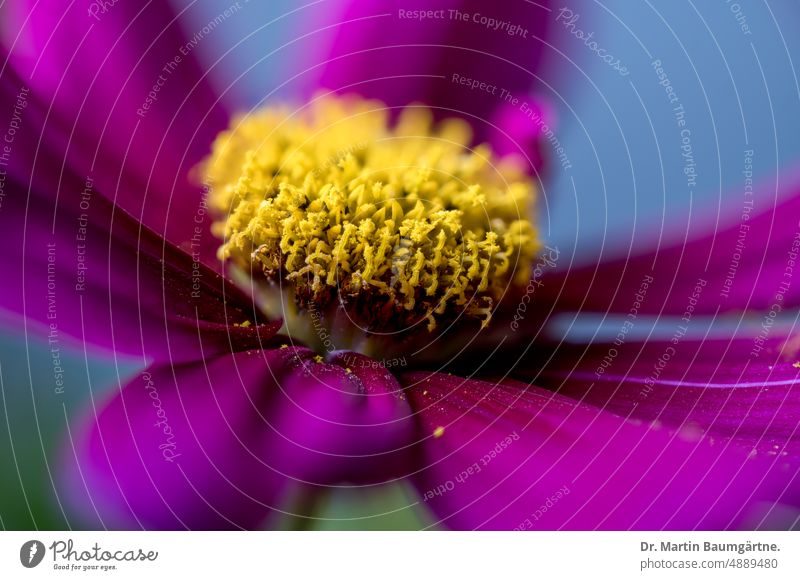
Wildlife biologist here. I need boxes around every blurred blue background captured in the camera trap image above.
[541,0,800,263]
[2,0,799,529]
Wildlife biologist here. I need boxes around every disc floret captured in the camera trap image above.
[205,96,540,338]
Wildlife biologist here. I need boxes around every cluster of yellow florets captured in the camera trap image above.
[205,95,540,331]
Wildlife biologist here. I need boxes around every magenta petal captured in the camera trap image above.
[539,336,800,455]
[65,352,288,530]
[271,350,416,484]
[320,0,552,163]
[489,100,549,170]
[2,1,228,249]
[64,348,415,529]
[0,172,280,362]
[541,177,800,316]
[404,371,799,530]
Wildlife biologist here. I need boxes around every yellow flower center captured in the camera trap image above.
[204,96,540,349]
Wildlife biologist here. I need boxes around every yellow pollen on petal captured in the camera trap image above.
[433,426,446,438]
[793,362,800,369]
[204,95,540,332]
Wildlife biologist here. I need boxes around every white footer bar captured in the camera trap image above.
[2,531,798,579]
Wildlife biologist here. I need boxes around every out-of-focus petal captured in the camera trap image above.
[272,350,417,484]
[1,0,228,252]
[490,100,550,170]
[0,169,280,363]
[319,0,553,169]
[403,371,799,530]
[534,335,800,455]
[539,176,800,316]
[63,348,415,529]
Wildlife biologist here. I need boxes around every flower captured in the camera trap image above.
[0,0,798,530]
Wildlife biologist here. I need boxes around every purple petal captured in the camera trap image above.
[319,0,553,167]
[62,348,415,529]
[540,175,800,316]
[490,99,550,170]
[270,350,417,485]
[0,170,280,363]
[403,371,799,530]
[1,1,228,251]
[537,335,800,455]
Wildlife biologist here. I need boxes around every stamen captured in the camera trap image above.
[205,95,540,338]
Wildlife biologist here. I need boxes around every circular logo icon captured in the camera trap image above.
[20,540,46,568]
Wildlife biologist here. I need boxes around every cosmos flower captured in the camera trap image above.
[0,0,798,531]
